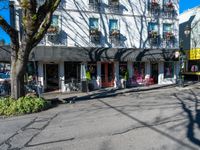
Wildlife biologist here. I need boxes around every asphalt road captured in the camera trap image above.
[1,86,200,150]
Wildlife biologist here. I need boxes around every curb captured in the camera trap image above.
[64,83,177,102]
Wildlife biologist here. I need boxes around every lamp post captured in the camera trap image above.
[176,25,191,87]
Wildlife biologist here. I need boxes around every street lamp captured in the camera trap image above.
[176,25,191,87]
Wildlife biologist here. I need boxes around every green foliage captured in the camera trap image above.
[0,96,50,116]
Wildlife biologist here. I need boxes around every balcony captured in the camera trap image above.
[89,28,101,43]
[163,2,174,11]
[149,1,160,15]
[108,0,119,12]
[109,29,120,38]
[89,0,100,11]
[148,30,160,46]
[47,26,59,35]
[163,32,175,40]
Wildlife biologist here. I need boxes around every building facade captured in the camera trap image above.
[9,0,179,92]
[179,6,200,81]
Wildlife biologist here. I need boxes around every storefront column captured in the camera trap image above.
[114,61,119,88]
[145,62,151,78]
[97,62,101,88]
[127,61,133,79]
[37,62,44,92]
[59,62,65,92]
[158,62,164,84]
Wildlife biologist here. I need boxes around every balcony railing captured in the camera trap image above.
[163,2,174,12]
[89,0,100,11]
[148,30,160,46]
[90,28,101,42]
[47,26,59,35]
[148,1,160,16]
[109,29,120,37]
[148,31,159,39]
[163,32,175,40]
[109,0,119,12]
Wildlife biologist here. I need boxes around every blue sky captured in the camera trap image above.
[0,0,10,45]
[180,0,200,13]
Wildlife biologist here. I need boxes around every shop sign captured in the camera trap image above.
[188,48,200,60]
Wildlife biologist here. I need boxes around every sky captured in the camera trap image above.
[180,0,200,13]
[0,0,10,45]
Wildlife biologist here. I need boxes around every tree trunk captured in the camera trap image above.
[11,56,27,99]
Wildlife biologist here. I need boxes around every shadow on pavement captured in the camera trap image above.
[174,90,200,147]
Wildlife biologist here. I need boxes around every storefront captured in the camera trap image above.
[31,46,178,92]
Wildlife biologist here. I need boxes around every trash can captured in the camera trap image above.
[81,80,88,92]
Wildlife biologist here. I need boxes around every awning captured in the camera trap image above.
[0,46,178,62]
[32,46,177,62]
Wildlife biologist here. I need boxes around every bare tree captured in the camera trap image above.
[0,0,61,99]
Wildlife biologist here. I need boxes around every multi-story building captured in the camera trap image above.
[179,6,200,81]
[6,0,179,92]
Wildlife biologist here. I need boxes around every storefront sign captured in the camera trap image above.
[188,48,200,60]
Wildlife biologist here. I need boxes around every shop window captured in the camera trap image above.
[64,62,81,83]
[87,63,97,80]
[119,62,128,79]
[164,62,174,78]
[189,61,200,72]
[133,62,145,79]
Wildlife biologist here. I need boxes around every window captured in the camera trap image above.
[163,24,172,32]
[133,62,145,79]
[109,19,118,31]
[148,22,158,31]
[89,18,99,29]
[119,62,127,79]
[51,15,59,27]
[164,62,174,78]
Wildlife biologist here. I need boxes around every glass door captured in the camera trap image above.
[101,62,114,87]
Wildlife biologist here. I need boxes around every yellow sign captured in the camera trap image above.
[188,48,200,60]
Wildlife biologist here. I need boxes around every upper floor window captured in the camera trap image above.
[51,15,59,27]
[148,22,159,40]
[89,18,99,29]
[163,24,174,40]
[163,24,172,32]
[89,18,100,43]
[47,15,59,35]
[109,19,118,31]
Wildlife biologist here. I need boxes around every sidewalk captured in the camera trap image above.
[41,83,177,103]
[42,81,200,103]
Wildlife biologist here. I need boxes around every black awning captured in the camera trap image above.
[33,46,177,62]
[0,45,178,62]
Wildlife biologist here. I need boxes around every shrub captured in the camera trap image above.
[0,96,50,116]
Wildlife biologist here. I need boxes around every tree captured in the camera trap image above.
[0,0,61,99]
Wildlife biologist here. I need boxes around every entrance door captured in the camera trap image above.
[45,64,59,91]
[101,62,114,87]
[151,63,158,84]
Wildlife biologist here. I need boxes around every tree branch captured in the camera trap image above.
[31,0,61,47]
[0,16,19,51]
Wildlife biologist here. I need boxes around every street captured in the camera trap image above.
[1,86,200,150]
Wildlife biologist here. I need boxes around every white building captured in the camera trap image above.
[10,0,180,92]
[179,6,200,81]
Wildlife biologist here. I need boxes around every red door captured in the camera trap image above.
[101,62,114,87]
